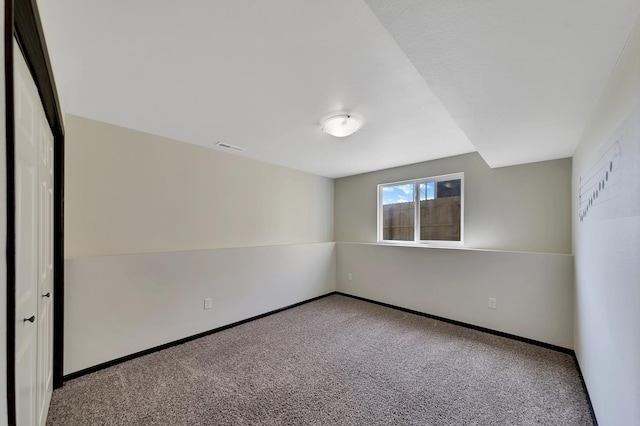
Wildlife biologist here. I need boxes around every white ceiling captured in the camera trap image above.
[38,0,639,177]
[364,0,640,168]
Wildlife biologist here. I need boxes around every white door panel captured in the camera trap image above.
[14,38,54,426]
[36,107,54,425]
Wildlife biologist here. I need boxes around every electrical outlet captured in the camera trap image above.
[204,298,212,310]
[488,297,497,309]
[347,273,353,281]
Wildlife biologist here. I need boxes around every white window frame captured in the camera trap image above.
[377,172,464,246]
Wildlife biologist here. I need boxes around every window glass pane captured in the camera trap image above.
[420,178,461,241]
[436,179,461,198]
[419,182,435,201]
[382,184,415,241]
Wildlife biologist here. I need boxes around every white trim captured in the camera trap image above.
[413,181,420,242]
[377,172,463,188]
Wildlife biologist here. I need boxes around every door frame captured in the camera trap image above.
[5,0,65,424]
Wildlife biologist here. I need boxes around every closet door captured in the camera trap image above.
[14,38,54,426]
[36,104,54,425]
[15,38,39,426]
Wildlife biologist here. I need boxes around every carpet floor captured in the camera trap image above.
[47,294,594,425]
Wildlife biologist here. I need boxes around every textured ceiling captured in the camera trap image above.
[38,0,639,177]
[364,0,640,168]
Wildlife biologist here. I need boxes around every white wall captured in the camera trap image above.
[65,243,335,374]
[335,152,572,254]
[65,114,334,258]
[572,20,640,426]
[337,243,574,349]
[64,116,336,373]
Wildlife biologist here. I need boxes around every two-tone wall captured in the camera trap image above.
[571,21,640,426]
[65,120,576,374]
[64,115,336,374]
[335,152,571,254]
[335,153,574,349]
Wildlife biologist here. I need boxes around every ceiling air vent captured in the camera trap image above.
[215,142,246,152]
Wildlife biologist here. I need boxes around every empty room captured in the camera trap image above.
[2,1,639,425]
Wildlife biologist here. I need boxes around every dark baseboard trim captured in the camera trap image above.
[62,290,598,425]
[571,354,599,425]
[64,290,572,377]
[63,292,337,382]
[336,292,599,424]
[335,292,573,354]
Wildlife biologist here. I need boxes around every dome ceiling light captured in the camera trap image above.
[321,115,362,138]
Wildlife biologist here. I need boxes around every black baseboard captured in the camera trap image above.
[62,290,598,425]
[335,292,598,425]
[571,354,599,425]
[335,292,573,354]
[63,292,336,382]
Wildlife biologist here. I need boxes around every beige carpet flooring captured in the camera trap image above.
[47,294,594,425]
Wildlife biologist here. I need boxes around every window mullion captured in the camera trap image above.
[414,183,420,242]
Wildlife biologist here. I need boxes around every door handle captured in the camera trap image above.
[23,316,35,323]
[42,292,51,298]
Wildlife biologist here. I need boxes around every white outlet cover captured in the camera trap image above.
[204,298,212,310]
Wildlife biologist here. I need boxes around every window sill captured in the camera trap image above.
[376,240,463,250]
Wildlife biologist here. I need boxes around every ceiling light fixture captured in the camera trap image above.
[321,115,362,138]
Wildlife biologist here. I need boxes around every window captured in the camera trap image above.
[378,173,463,244]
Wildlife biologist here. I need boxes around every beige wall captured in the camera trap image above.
[572,20,640,426]
[337,243,574,349]
[335,152,572,254]
[334,152,575,351]
[65,243,336,374]
[65,115,334,258]
[63,115,336,373]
